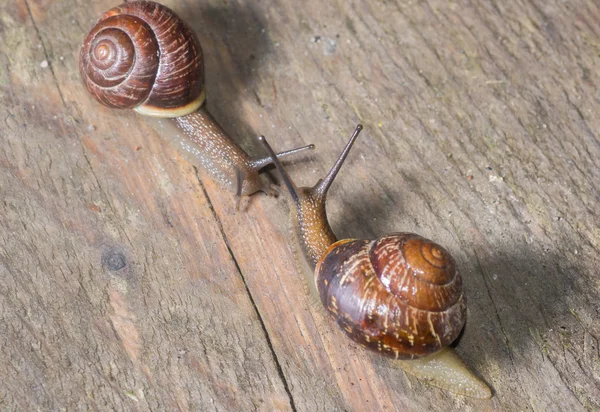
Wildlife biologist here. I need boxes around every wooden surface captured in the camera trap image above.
[1,0,599,410]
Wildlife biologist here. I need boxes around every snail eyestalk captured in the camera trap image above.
[313,124,363,199]
[249,144,315,171]
[257,135,300,205]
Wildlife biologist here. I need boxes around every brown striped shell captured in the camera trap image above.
[315,233,466,359]
[80,1,205,117]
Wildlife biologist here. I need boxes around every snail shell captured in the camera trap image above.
[80,0,205,117]
[315,233,466,359]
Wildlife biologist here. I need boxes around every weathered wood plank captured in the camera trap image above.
[0,1,292,410]
[1,0,599,411]
[194,0,600,410]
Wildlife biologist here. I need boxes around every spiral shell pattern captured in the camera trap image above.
[315,233,466,359]
[80,1,204,117]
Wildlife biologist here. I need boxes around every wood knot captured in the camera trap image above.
[102,250,127,271]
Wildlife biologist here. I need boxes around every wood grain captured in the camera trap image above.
[1,0,599,410]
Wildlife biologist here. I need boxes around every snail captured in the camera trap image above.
[79,0,313,200]
[258,126,492,399]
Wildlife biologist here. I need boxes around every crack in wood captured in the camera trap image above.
[23,0,67,108]
[192,167,297,412]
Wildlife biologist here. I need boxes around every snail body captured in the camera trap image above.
[80,0,313,198]
[259,127,492,399]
